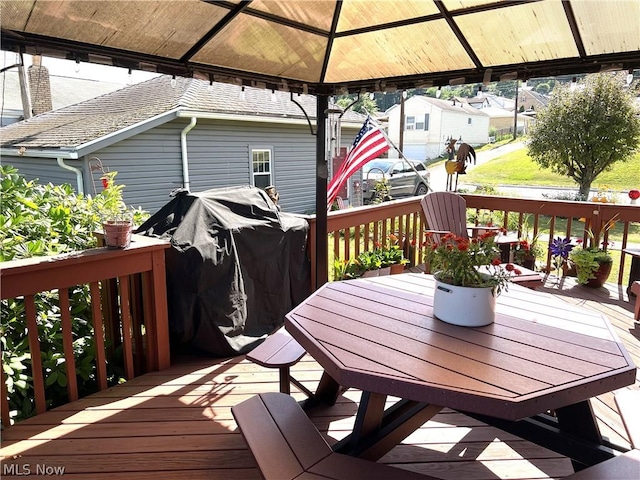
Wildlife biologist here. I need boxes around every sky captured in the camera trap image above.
[2,50,159,85]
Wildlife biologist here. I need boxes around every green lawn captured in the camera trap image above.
[465,146,640,192]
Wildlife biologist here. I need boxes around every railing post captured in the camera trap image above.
[308,217,317,292]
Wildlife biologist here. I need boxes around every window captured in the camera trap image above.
[405,115,415,130]
[251,148,273,189]
[407,114,429,131]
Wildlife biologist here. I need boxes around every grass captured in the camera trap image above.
[465,146,640,192]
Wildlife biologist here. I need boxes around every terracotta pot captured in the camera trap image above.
[390,263,405,275]
[584,261,613,288]
[103,220,133,249]
[519,255,536,271]
[361,267,391,278]
[562,260,577,277]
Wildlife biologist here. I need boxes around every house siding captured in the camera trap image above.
[387,96,490,161]
[83,122,185,213]
[5,117,360,216]
[2,156,82,189]
[185,119,318,214]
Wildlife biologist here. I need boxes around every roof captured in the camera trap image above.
[519,88,550,108]
[1,1,638,94]
[0,75,365,155]
[0,69,125,124]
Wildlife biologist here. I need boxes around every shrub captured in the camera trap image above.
[0,166,147,423]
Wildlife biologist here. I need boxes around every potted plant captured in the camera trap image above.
[356,249,387,277]
[333,259,362,281]
[513,234,543,270]
[569,215,618,287]
[94,171,134,248]
[376,234,409,274]
[423,230,520,327]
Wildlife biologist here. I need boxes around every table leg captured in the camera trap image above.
[556,401,603,471]
[333,393,443,460]
[463,401,616,470]
[300,371,341,410]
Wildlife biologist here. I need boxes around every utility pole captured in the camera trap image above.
[399,91,405,152]
[18,54,32,120]
[513,80,519,141]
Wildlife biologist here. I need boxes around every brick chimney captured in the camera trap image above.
[28,55,53,115]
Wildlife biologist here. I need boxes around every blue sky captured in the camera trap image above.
[2,51,158,85]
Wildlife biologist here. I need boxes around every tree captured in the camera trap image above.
[534,82,551,95]
[335,94,378,115]
[528,73,640,199]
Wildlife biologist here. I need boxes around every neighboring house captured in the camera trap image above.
[480,106,535,136]
[1,75,365,214]
[483,88,549,113]
[515,88,549,112]
[0,60,125,126]
[386,96,490,161]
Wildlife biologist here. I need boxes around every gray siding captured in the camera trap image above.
[3,155,81,189]
[185,119,317,214]
[4,119,363,216]
[86,122,185,213]
[192,120,361,214]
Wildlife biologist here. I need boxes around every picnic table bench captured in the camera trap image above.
[233,391,640,480]
[231,392,436,480]
[563,389,640,478]
[632,281,640,326]
[246,329,312,397]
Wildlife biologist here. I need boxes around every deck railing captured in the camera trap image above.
[0,235,170,427]
[2,196,638,425]
[307,194,640,290]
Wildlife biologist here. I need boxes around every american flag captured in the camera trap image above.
[327,117,390,208]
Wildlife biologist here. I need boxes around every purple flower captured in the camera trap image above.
[550,237,574,259]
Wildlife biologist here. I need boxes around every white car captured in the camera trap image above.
[362,159,430,203]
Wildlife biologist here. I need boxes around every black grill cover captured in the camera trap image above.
[136,186,311,356]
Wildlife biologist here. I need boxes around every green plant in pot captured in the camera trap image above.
[569,215,618,287]
[94,171,134,248]
[376,234,409,273]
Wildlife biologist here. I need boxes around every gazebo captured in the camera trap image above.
[2,0,640,286]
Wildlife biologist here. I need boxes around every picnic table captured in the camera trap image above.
[285,273,636,469]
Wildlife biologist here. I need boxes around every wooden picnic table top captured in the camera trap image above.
[285,273,636,422]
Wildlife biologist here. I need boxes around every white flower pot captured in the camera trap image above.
[433,279,496,327]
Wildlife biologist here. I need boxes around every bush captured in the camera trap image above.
[0,166,146,423]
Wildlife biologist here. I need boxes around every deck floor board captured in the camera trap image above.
[1,277,638,480]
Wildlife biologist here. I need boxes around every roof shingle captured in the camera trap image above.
[1,75,363,151]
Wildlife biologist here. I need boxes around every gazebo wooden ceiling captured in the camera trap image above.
[2,0,639,287]
[2,0,639,95]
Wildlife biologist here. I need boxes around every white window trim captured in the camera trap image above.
[405,115,416,130]
[249,146,274,188]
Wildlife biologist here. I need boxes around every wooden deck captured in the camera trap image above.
[2,276,639,480]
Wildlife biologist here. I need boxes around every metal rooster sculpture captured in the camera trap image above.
[444,139,476,191]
